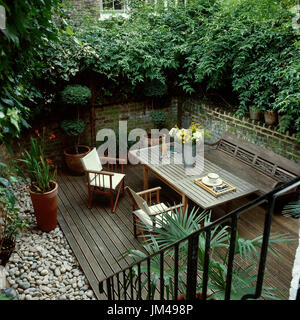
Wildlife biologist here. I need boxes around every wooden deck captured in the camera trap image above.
[56,164,299,300]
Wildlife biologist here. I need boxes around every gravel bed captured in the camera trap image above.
[1,181,97,300]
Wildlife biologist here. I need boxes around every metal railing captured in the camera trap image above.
[99,176,300,300]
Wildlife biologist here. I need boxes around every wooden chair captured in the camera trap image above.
[81,148,126,213]
[126,186,183,242]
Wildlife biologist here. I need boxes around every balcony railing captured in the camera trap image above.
[99,176,300,300]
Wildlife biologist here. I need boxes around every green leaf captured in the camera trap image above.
[65,26,74,36]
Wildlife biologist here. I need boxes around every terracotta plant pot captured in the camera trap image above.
[264,111,277,126]
[29,180,58,233]
[249,108,261,121]
[64,145,91,174]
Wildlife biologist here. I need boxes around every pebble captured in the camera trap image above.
[3,181,97,300]
[40,269,48,276]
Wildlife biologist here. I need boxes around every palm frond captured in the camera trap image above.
[282,200,300,219]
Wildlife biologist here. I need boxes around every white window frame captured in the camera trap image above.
[99,0,129,13]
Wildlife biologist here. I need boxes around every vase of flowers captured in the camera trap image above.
[13,133,58,232]
[169,122,208,168]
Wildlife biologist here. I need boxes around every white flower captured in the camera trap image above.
[192,130,203,142]
[169,127,178,137]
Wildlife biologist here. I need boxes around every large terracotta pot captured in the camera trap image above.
[29,181,58,233]
[64,145,91,174]
[264,111,277,126]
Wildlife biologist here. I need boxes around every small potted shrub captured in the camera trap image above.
[0,166,29,265]
[13,136,58,232]
[61,84,92,173]
[249,106,262,121]
[151,110,167,130]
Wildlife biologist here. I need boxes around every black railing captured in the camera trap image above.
[99,176,300,300]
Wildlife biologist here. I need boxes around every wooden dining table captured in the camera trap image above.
[129,144,259,213]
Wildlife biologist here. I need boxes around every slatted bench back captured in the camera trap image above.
[217,132,300,183]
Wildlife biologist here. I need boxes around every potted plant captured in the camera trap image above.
[264,108,278,126]
[13,137,58,232]
[249,106,262,121]
[0,164,30,265]
[60,84,92,174]
[123,206,294,300]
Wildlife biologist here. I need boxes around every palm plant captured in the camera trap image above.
[282,200,300,219]
[123,206,294,300]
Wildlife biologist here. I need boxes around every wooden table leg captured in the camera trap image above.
[143,165,149,190]
[182,194,188,216]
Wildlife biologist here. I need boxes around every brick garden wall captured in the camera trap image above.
[2,96,299,170]
[68,0,100,20]
[182,98,300,164]
[0,99,177,169]
[94,99,178,142]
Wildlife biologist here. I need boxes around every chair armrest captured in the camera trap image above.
[148,203,183,216]
[85,169,114,176]
[137,187,162,205]
[99,156,127,164]
[99,156,127,173]
[136,187,162,196]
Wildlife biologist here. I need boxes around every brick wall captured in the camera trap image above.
[0,99,177,169]
[182,98,300,164]
[94,99,178,138]
[68,0,100,20]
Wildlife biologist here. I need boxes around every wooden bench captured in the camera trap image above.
[204,131,300,195]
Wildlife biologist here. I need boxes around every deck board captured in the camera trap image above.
[56,165,299,300]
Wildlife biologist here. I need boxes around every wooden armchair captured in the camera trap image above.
[81,148,126,213]
[126,186,183,242]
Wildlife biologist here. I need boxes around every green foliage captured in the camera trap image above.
[282,199,300,219]
[0,293,11,300]
[0,162,30,246]
[38,0,299,136]
[143,79,168,98]
[151,110,167,129]
[12,137,56,193]
[3,0,298,139]
[61,119,86,137]
[61,85,91,106]
[123,206,294,300]
[0,0,61,145]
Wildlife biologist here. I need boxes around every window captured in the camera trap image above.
[100,0,129,13]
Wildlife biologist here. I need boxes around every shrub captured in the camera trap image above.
[61,84,91,106]
[151,110,168,130]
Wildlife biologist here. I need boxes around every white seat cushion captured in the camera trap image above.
[89,172,125,190]
[133,203,173,228]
